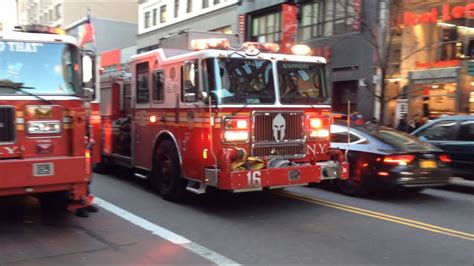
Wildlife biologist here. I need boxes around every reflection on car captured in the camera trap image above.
[330,123,451,196]
[411,115,474,181]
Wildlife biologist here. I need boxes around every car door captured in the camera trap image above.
[331,126,368,178]
[447,120,474,179]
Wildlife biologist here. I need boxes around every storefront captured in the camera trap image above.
[397,0,474,121]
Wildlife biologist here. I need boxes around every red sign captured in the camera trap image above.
[352,0,362,31]
[415,59,461,69]
[403,3,474,26]
[280,3,297,54]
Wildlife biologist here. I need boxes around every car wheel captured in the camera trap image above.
[337,179,368,197]
[153,140,187,202]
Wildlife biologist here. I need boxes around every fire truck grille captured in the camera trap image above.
[0,107,15,143]
[252,111,305,158]
[253,112,305,142]
[252,143,306,158]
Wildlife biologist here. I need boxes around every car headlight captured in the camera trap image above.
[27,121,61,134]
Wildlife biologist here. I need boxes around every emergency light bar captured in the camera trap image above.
[242,42,280,53]
[14,24,65,35]
[190,38,230,50]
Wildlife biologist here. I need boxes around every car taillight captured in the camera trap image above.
[439,154,452,163]
[308,117,330,139]
[383,154,416,165]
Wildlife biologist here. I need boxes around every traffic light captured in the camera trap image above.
[468,60,474,76]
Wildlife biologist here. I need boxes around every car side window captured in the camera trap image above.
[417,120,456,141]
[331,132,361,143]
[457,121,474,141]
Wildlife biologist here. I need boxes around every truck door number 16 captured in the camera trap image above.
[247,171,262,188]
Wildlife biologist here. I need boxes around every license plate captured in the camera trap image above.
[420,160,437,169]
[33,163,54,177]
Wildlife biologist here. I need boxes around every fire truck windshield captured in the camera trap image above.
[203,58,275,104]
[277,61,330,105]
[0,41,80,96]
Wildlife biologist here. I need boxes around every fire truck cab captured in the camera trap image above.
[99,31,348,201]
[0,25,96,213]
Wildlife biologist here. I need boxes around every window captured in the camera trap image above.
[203,0,209,9]
[438,27,460,61]
[331,132,361,143]
[182,60,199,102]
[457,121,474,141]
[417,120,456,141]
[55,4,61,20]
[214,0,220,4]
[136,63,150,104]
[187,0,193,13]
[153,71,165,102]
[144,11,150,28]
[174,0,179,17]
[152,8,157,26]
[250,12,281,43]
[299,0,356,40]
[160,5,167,23]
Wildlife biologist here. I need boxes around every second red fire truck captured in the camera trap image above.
[98,31,348,201]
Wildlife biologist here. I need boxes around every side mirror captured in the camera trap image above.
[82,56,93,83]
[197,91,209,102]
[81,52,96,101]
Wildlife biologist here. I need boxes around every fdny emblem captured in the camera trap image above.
[272,113,286,142]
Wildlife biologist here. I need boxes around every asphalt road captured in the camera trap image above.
[1,170,473,265]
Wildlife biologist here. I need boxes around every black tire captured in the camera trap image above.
[37,191,70,212]
[152,139,187,201]
[337,179,368,197]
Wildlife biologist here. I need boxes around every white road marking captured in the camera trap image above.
[94,197,240,266]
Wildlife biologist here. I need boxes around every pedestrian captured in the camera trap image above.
[397,115,408,132]
[407,114,421,133]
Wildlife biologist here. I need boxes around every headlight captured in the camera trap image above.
[27,121,61,134]
[224,131,249,142]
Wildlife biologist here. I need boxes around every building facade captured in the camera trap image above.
[137,0,240,53]
[389,0,474,124]
[239,0,385,121]
[18,0,137,28]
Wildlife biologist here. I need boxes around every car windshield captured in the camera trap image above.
[0,41,80,95]
[277,61,330,104]
[202,58,275,104]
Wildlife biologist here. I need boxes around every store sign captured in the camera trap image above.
[403,3,474,26]
[415,59,461,69]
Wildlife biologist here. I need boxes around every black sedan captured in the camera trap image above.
[411,115,474,181]
[330,123,451,196]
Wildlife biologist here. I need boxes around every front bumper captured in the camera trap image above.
[0,156,90,197]
[205,161,349,192]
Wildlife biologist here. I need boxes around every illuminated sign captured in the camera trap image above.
[403,3,474,26]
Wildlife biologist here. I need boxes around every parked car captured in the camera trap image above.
[411,115,474,181]
[330,123,451,196]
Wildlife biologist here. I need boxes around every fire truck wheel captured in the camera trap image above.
[153,140,187,201]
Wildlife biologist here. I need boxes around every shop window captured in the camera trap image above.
[416,120,456,141]
[160,5,167,23]
[250,11,281,43]
[457,121,474,141]
[136,63,150,104]
[203,0,209,9]
[438,27,458,61]
[152,71,165,102]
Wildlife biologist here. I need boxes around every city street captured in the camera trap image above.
[1,170,473,265]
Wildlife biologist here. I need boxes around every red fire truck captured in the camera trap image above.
[99,31,348,201]
[0,25,96,215]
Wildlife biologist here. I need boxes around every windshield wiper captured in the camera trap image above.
[0,80,52,104]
